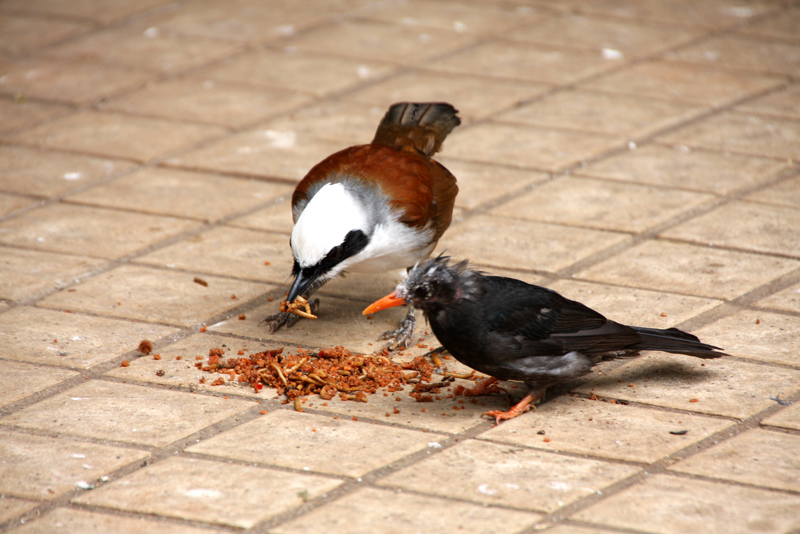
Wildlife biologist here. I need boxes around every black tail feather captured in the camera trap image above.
[630,326,726,359]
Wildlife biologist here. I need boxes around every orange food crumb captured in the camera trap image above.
[120,360,130,367]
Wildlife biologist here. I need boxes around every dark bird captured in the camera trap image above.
[265,102,461,348]
[363,256,726,423]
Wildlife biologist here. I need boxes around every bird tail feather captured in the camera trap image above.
[372,102,461,156]
[630,326,726,359]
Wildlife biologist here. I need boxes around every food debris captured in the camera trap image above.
[193,277,208,287]
[669,430,688,435]
[280,295,318,320]
[770,394,793,406]
[138,340,153,354]
[120,360,130,367]
[689,398,700,403]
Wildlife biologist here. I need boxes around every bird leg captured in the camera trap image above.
[482,387,545,425]
[263,279,327,332]
[454,376,505,397]
[377,306,417,351]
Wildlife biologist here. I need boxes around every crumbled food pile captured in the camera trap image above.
[196,346,436,404]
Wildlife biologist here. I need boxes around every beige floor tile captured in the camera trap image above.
[11,111,225,162]
[572,0,778,28]
[0,204,198,259]
[2,380,256,447]
[0,306,178,369]
[0,428,149,501]
[0,14,86,56]
[0,57,154,105]
[43,23,242,74]
[669,428,800,492]
[379,439,639,513]
[506,13,699,59]
[736,84,800,121]
[536,526,622,534]
[437,158,547,210]
[0,99,69,134]
[492,176,713,233]
[38,264,268,327]
[497,90,705,138]
[446,123,624,172]
[546,280,722,329]
[693,310,800,367]
[0,0,176,24]
[271,486,540,534]
[572,474,800,534]
[574,353,800,419]
[0,193,36,217]
[482,395,733,464]
[762,402,800,432]
[0,497,37,525]
[202,49,396,97]
[442,214,628,272]
[73,456,342,529]
[426,40,615,84]
[577,240,800,300]
[582,60,786,107]
[344,70,551,123]
[228,194,294,234]
[135,225,293,283]
[188,409,445,477]
[8,508,219,534]
[668,34,800,75]
[104,332,280,399]
[737,8,800,42]
[755,280,800,314]
[0,360,78,408]
[102,77,311,128]
[67,168,291,222]
[745,174,800,209]
[0,146,135,198]
[281,18,474,64]
[165,128,344,181]
[661,201,800,258]
[659,111,800,160]
[576,143,791,194]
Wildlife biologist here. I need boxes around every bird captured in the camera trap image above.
[265,102,461,349]
[362,256,726,423]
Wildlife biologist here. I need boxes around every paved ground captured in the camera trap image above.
[1,0,800,532]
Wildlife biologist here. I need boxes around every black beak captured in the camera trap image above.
[287,268,318,303]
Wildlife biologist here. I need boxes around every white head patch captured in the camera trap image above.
[291,182,367,268]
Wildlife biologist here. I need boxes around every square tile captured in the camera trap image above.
[576,240,800,300]
[104,332,281,399]
[228,194,294,234]
[576,143,791,194]
[506,13,699,59]
[38,264,268,327]
[482,395,733,463]
[755,280,800,314]
[445,123,624,172]
[9,508,219,534]
[745,174,800,209]
[668,34,800,75]
[573,0,778,28]
[73,456,342,529]
[0,306,178,369]
[546,279,722,329]
[0,247,104,302]
[736,84,800,121]
[661,200,800,258]
[344,70,552,123]
[188,409,445,477]
[0,14,86,56]
[280,18,473,64]
[0,98,69,134]
[201,48,397,97]
[658,111,800,163]
[496,89,705,138]
[11,111,225,162]
[2,380,257,447]
[101,77,311,128]
[271,487,540,534]
[0,146,134,198]
[0,57,153,105]
[67,168,292,222]
[762,402,800,431]
[442,214,628,272]
[669,428,800,492]
[426,40,615,84]
[582,60,786,106]
[135,225,294,283]
[0,428,148,500]
[693,310,800,367]
[0,360,78,408]
[0,193,36,217]
[492,176,714,233]
[0,0,176,24]
[574,353,800,419]
[573,474,800,533]
[0,497,37,525]
[0,203,198,259]
[379,439,639,513]
[738,8,800,42]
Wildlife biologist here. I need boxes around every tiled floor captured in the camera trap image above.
[1,1,799,533]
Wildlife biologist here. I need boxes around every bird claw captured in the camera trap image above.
[263,298,320,332]
[378,309,416,351]
[483,406,532,425]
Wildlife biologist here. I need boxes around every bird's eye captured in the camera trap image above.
[326,245,342,262]
[413,286,429,299]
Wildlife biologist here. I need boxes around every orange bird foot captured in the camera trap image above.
[454,376,505,397]
[483,392,536,424]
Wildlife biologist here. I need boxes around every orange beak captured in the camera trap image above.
[362,291,407,316]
